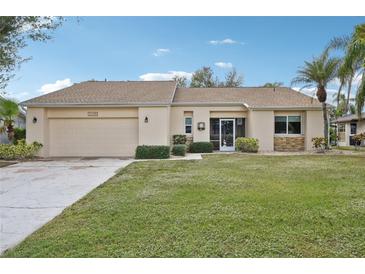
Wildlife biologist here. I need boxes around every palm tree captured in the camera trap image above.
[0,97,20,142]
[262,82,283,88]
[292,49,340,145]
[333,93,356,117]
[351,24,365,117]
[328,34,363,114]
[329,24,365,117]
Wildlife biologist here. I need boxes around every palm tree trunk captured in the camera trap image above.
[345,75,354,114]
[7,123,15,142]
[336,82,343,107]
[322,102,329,148]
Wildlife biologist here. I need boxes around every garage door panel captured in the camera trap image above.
[49,118,138,157]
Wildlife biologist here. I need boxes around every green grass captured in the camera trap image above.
[335,146,365,152]
[3,154,365,257]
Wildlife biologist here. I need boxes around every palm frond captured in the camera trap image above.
[327,35,350,51]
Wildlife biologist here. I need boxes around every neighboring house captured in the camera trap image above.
[21,80,324,157]
[336,112,365,146]
[0,96,26,144]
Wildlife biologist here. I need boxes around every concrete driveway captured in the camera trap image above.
[0,158,133,254]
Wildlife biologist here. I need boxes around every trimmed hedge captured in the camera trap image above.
[135,145,170,159]
[172,134,187,145]
[190,142,213,153]
[0,139,43,160]
[235,137,259,153]
[171,144,186,156]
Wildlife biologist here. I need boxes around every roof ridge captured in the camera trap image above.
[81,80,177,83]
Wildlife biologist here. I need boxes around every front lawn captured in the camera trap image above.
[4,154,365,257]
[335,146,365,152]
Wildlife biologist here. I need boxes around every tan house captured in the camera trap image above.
[22,80,324,157]
[336,112,365,146]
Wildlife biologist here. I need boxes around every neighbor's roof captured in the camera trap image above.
[21,81,322,109]
[22,81,177,106]
[173,87,322,109]
[336,112,365,122]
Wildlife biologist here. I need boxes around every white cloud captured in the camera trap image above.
[5,91,30,101]
[214,62,233,69]
[208,38,244,45]
[152,48,170,57]
[39,78,73,94]
[139,71,193,81]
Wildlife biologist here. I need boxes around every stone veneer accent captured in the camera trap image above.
[274,136,305,152]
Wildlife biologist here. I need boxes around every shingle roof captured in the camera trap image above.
[22,81,177,106]
[336,112,365,122]
[173,87,322,109]
[22,81,322,109]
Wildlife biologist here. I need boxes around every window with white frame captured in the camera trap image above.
[275,115,302,135]
[185,117,192,134]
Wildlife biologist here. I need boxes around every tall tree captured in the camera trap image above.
[329,24,365,117]
[0,16,63,91]
[292,49,340,146]
[190,67,218,88]
[0,97,19,141]
[351,24,365,117]
[222,68,243,87]
[190,66,243,88]
[262,82,283,88]
[328,35,362,114]
[172,75,187,88]
[333,93,356,117]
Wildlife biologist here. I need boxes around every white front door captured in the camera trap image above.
[219,119,235,151]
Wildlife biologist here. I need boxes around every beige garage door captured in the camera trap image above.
[49,118,138,157]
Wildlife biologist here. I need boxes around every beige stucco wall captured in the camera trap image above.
[305,110,324,150]
[26,107,49,157]
[246,110,274,151]
[47,107,138,118]
[138,106,170,145]
[26,105,325,156]
[170,105,247,143]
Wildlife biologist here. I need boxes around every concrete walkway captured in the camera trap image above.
[0,158,133,254]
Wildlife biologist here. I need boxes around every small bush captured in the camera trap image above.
[312,137,327,152]
[172,144,186,156]
[190,142,213,153]
[14,128,26,144]
[0,140,43,160]
[353,132,365,149]
[172,135,187,145]
[235,137,259,153]
[135,145,170,159]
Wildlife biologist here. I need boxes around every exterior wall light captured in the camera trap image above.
[144,116,149,123]
[197,122,205,131]
[32,117,38,124]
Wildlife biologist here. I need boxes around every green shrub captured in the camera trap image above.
[172,135,187,145]
[353,132,365,149]
[190,142,213,153]
[235,137,259,153]
[0,140,43,160]
[171,144,186,156]
[14,128,26,144]
[311,137,327,152]
[135,145,170,159]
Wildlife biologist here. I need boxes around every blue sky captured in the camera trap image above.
[5,16,365,101]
